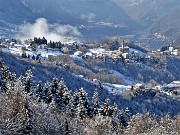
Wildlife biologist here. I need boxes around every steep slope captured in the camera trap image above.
[0,0,135,27]
[56,0,137,40]
[112,0,154,20]
[0,0,32,24]
[0,52,98,96]
[112,0,180,27]
[58,0,135,26]
[0,0,85,25]
[148,6,180,44]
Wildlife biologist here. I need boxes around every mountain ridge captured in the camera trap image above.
[0,0,137,41]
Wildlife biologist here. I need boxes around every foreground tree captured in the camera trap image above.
[24,70,33,93]
[0,60,14,92]
[92,89,100,117]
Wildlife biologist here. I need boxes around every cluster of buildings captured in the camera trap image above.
[1,37,179,66]
[74,40,144,64]
[153,40,180,56]
[0,37,80,60]
[161,46,180,56]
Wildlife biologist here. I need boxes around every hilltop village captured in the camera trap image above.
[0,37,179,64]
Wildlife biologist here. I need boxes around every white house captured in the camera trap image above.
[74,51,83,57]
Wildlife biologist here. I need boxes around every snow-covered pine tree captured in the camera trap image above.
[24,69,33,93]
[99,98,112,117]
[42,82,52,103]
[36,81,43,97]
[112,101,118,118]
[118,111,128,128]
[73,91,79,107]
[76,98,86,119]
[92,89,100,117]
[51,77,59,96]
[66,95,75,117]
[0,61,13,92]
[35,81,42,102]
[76,88,89,119]
[15,75,24,95]
[124,107,131,124]
[63,88,71,106]
[19,74,24,83]
[64,118,70,135]
[55,80,66,109]
[80,88,92,117]
[79,88,89,108]
[19,99,33,134]
[0,61,12,81]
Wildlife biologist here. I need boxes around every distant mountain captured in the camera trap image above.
[57,0,134,26]
[0,0,32,24]
[149,6,180,44]
[0,0,137,40]
[0,0,85,25]
[112,0,180,46]
[112,0,180,27]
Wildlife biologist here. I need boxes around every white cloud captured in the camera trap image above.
[81,13,96,21]
[55,25,81,37]
[15,18,81,43]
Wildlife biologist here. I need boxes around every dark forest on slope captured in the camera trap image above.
[0,53,179,135]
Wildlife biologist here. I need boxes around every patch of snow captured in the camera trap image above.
[166,81,180,88]
[103,83,131,94]
[1,46,84,62]
[96,22,113,27]
[38,49,64,58]
[21,0,29,7]
[109,70,136,85]
[129,48,145,57]
[84,52,93,57]
[14,44,23,47]
[1,48,9,53]
[89,48,106,55]
[70,55,82,61]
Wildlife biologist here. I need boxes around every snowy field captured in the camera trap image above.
[103,83,131,94]
[0,46,82,61]
[109,70,136,85]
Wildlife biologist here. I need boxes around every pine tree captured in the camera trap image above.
[124,107,130,123]
[66,95,75,117]
[118,111,128,128]
[16,75,24,94]
[80,88,91,115]
[92,89,100,117]
[112,101,118,118]
[64,118,69,135]
[19,74,24,82]
[51,77,59,95]
[76,98,86,119]
[21,100,33,134]
[76,88,89,119]
[63,88,71,106]
[79,88,89,108]
[55,80,66,110]
[36,81,43,96]
[17,99,33,135]
[99,98,111,117]
[24,70,33,93]
[73,91,79,107]
[42,82,52,103]
[0,61,13,92]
